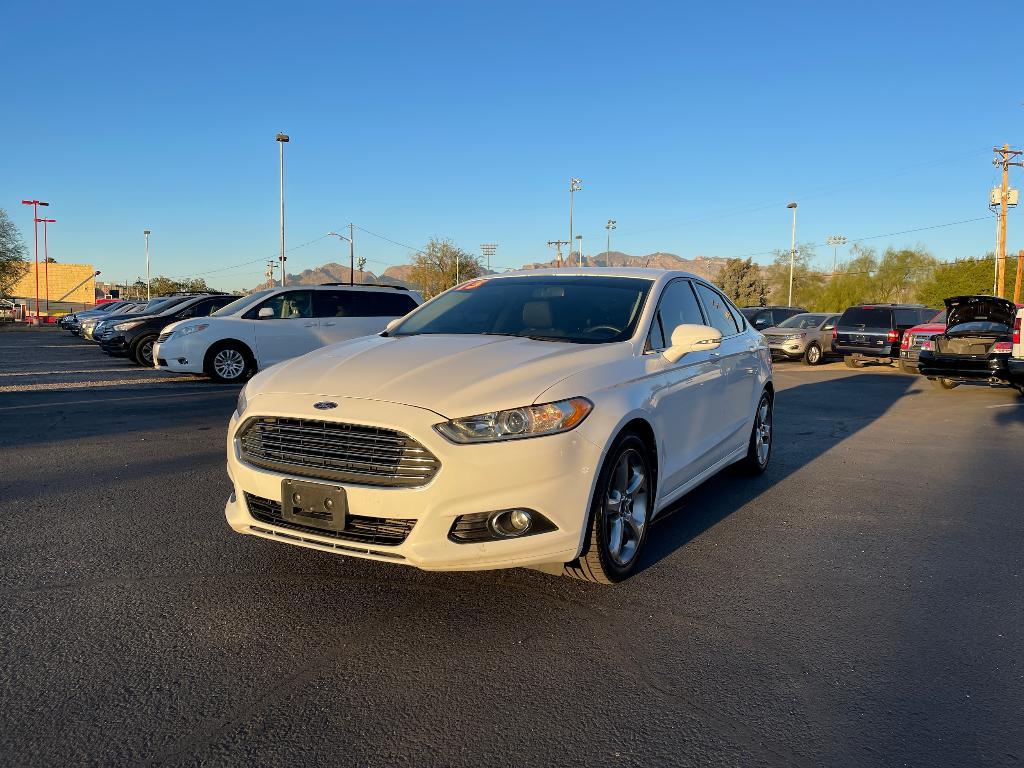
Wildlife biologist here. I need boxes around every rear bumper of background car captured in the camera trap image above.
[833,343,895,358]
[918,353,1009,381]
[224,394,605,571]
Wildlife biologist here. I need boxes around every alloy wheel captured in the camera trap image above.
[807,345,820,364]
[213,348,246,380]
[603,448,649,567]
[754,396,772,466]
[139,340,154,366]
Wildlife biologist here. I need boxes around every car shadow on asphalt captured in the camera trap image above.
[634,372,918,578]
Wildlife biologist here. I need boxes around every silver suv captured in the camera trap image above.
[762,313,841,365]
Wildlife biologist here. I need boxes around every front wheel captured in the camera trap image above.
[205,341,254,383]
[803,343,823,366]
[132,335,157,367]
[564,434,652,585]
[738,391,773,475]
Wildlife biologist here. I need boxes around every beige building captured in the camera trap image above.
[11,262,96,305]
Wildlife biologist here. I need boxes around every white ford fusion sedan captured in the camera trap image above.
[225,269,773,583]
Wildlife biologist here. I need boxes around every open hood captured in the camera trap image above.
[944,296,1017,328]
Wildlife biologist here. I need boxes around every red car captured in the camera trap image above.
[898,310,946,373]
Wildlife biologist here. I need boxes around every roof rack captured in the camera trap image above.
[318,283,409,291]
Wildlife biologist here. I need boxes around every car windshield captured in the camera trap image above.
[929,310,947,324]
[213,289,276,317]
[842,307,891,327]
[739,308,760,319]
[391,276,652,344]
[777,314,826,329]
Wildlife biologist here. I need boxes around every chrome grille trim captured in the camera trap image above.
[237,416,440,487]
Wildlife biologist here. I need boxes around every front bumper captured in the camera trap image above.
[224,394,605,571]
[153,336,205,374]
[99,335,130,356]
[768,339,806,359]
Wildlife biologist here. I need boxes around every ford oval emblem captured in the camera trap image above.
[313,401,338,410]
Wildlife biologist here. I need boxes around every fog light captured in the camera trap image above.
[489,508,533,537]
[177,357,189,364]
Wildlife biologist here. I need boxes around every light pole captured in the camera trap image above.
[37,217,56,314]
[786,202,798,307]
[568,177,582,264]
[20,199,49,321]
[575,234,583,267]
[326,228,355,285]
[825,234,847,274]
[143,229,151,299]
[276,133,289,286]
[605,219,616,261]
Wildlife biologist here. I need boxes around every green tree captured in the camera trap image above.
[915,255,1019,307]
[408,238,481,298]
[872,246,936,303]
[716,257,768,307]
[146,275,212,296]
[766,243,824,308]
[0,208,29,299]
[817,245,878,311]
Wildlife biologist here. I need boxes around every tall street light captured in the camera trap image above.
[786,202,798,307]
[605,219,616,261]
[143,230,152,299]
[36,217,56,315]
[20,199,49,321]
[575,234,583,267]
[276,133,290,286]
[480,243,497,272]
[826,234,847,274]
[327,226,355,285]
[568,177,582,265]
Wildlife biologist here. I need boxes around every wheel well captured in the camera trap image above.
[763,381,775,400]
[619,417,658,497]
[203,339,255,371]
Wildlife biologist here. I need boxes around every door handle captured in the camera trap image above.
[303,322,317,327]
[322,322,336,327]
[709,351,721,359]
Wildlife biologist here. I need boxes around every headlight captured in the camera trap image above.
[435,397,593,444]
[113,320,145,331]
[178,323,209,337]
[786,333,805,340]
[236,385,248,417]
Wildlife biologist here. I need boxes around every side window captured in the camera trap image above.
[313,291,351,318]
[727,302,747,330]
[249,290,313,320]
[751,310,773,330]
[648,280,706,350]
[347,291,419,317]
[188,299,219,318]
[694,283,740,336]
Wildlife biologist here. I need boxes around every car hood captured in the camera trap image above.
[761,325,808,336]
[944,296,1017,328]
[906,322,945,335]
[249,333,631,418]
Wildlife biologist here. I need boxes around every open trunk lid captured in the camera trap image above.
[944,295,1017,328]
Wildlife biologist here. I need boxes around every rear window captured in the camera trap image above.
[841,307,892,328]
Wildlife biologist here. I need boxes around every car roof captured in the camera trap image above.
[486,267,704,281]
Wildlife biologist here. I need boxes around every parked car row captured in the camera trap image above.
[60,284,425,381]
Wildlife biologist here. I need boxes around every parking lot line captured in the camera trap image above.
[0,388,238,411]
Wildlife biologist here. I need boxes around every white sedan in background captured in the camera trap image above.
[225,269,774,583]
[154,284,422,382]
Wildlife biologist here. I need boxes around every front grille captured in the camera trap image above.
[237,416,440,488]
[244,492,415,545]
[157,331,173,344]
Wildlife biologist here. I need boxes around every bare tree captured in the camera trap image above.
[0,208,29,299]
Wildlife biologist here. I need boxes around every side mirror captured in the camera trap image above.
[663,324,722,363]
[257,307,275,319]
[382,318,401,335]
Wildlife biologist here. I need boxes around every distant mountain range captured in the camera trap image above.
[257,251,731,291]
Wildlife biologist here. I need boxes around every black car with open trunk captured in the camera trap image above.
[917,295,1022,392]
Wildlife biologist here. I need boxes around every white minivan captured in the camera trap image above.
[154,284,423,382]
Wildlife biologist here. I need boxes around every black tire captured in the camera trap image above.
[931,378,959,390]
[803,343,823,366]
[204,341,254,383]
[843,356,863,369]
[132,335,158,367]
[738,390,773,475]
[564,433,653,585]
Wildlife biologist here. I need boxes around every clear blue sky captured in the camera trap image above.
[4,0,1021,290]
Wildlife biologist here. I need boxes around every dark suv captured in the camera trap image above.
[740,305,808,332]
[832,304,938,367]
[99,293,238,366]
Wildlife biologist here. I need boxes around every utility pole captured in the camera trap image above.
[265,259,276,288]
[992,144,1023,297]
[568,177,582,263]
[1014,249,1024,304]
[826,234,847,274]
[547,239,569,267]
[276,133,290,286]
[143,230,151,299]
[605,219,616,262]
[786,202,798,307]
[480,243,497,272]
[357,256,367,284]
[327,228,355,285]
[20,199,48,321]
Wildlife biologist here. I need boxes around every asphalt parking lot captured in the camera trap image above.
[2,327,1022,767]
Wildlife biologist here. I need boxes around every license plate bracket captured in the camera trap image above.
[281,479,348,532]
